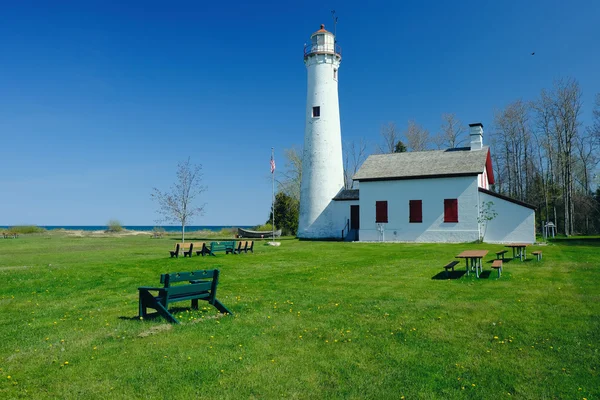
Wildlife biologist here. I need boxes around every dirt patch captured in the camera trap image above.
[138,324,173,337]
[190,313,227,324]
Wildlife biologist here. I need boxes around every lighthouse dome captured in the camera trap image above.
[304,24,341,59]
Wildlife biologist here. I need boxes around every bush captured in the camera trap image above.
[252,223,274,232]
[7,225,46,234]
[151,227,166,238]
[218,227,237,237]
[106,220,123,233]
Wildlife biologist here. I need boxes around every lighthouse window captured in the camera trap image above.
[312,106,320,118]
[333,68,338,80]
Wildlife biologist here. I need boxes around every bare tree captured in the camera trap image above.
[377,122,400,154]
[343,138,368,189]
[404,120,430,151]
[433,113,467,149]
[592,93,600,142]
[151,158,206,242]
[492,99,532,201]
[276,146,303,202]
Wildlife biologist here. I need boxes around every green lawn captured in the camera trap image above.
[1,233,598,399]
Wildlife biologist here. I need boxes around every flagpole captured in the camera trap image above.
[271,147,275,242]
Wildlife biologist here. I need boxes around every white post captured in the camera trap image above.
[271,147,275,241]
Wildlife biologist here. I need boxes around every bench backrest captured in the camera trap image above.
[210,241,235,251]
[161,270,218,287]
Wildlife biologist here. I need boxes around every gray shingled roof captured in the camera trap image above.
[332,189,359,201]
[353,147,489,181]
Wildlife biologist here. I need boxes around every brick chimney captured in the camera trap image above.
[469,123,483,151]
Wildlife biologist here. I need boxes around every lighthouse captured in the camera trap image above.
[298,24,344,238]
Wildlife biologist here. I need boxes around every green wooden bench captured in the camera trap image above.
[138,269,233,324]
[207,241,237,256]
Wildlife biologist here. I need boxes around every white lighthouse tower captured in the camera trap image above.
[298,24,344,239]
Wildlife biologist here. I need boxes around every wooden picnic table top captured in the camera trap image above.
[456,250,489,258]
[505,243,530,248]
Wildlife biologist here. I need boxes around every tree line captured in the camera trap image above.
[273,77,599,236]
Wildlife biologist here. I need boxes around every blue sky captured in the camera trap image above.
[1,0,599,226]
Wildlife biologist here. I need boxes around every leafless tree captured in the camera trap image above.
[377,122,400,154]
[343,138,369,189]
[151,158,206,242]
[276,146,303,202]
[492,99,532,201]
[404,120,430,151]
[433,113,467,149]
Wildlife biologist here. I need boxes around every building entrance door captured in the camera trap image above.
[350,205,360,230]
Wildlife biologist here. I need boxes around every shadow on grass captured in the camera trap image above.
[548,237,600,246]
[431,270,466,280]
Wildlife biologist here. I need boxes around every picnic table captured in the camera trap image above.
[505,243,529,261]
[456,250,489,278]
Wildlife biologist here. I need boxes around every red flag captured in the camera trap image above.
[270,154,276,174]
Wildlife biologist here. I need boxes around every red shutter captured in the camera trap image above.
[376,201,388,223]
[409,200,422,223]
[444,199,458,223]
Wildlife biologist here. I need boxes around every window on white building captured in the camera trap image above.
[409,200,422,223]
[444,199,458,223]
[312,106,320,118]
[376,201,388,223]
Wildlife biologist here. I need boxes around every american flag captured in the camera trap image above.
[270,154,276,174]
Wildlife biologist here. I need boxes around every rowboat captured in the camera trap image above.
[237,228,282,238]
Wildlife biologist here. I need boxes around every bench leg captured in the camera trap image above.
[191,299,199,309]
[212,299,234,315]
[138,289,180,324]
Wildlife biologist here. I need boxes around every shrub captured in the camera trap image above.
[252,223,274,232]
[7,225,46,234]
[151,226,166,238]
[106,220,123,233]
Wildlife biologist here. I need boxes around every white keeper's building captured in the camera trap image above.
[297,24,536,243]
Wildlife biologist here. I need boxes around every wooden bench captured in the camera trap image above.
[207,241,237,256]
[491,259,503,277]
[443,261,460,277]
[532,250,542,261]
[236,240,254,254]
[193,242,212,257]
[169,243,193,258]
[495,250,508,260]
[138,269,233,324]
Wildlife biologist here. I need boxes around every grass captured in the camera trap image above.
[0,234,598,399]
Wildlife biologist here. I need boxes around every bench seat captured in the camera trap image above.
[495,250,508,260]
[443,260,460,277]
[491,259,503,277]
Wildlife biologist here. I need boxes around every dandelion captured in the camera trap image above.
[493,336,498,340]
[7,376,11,379]
[64,361,69,365]
[472,383,476,387]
